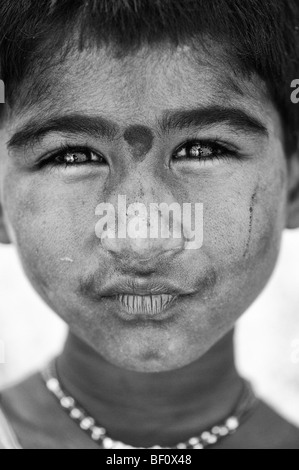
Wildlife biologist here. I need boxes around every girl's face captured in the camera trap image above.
[0,44,291,372]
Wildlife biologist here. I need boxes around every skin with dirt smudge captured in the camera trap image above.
[0,44,292,373]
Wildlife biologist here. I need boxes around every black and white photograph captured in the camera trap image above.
[0,0,299,452]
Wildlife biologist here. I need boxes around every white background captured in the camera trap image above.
[1,231,299,425]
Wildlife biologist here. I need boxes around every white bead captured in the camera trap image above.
[207,435,217,445]
[177,443,187,449]
[80,417,95,430]
[91,427,106,440]
[201,432,217,445]
[103,437,114,449]
[226,417,239,431]
[47,379,60,393]
[70,408,83,419]
[218,427,229,437]
[60,397,75,409]
[189,437,200,446]
[212,426,222,436]
[194,444,204,449]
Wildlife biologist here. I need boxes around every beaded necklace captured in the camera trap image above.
[42,359,257,450]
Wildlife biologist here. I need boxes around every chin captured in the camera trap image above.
[108,357,191,374]
[98,342,205,373]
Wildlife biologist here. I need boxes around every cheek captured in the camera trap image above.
[203,167,287,277]
[3,174,99,295]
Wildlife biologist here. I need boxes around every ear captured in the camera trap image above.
[286,150,299,229]
[0,203,11,244]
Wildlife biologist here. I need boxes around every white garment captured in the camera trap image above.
[0,408,22,449]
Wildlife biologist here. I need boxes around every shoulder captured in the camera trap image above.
[0,405,22,449]
[0,374,46,449]
[0,373,98,449]
[217,400,299,449]
[254,401,299,448]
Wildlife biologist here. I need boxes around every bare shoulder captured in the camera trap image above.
[0,373,97,449]
[216,400,299,449]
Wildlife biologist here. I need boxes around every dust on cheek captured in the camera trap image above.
[243,185,259,258]
[6,185,81,295]
[243,181,285,264]
[204,179,282,274]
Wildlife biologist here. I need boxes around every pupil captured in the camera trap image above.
[190,146,201,158]
[65,152,87,163]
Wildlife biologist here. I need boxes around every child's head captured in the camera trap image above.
[0,0,299,373]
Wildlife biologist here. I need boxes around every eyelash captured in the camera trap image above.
[39,145,107,169]
[172,140,238,162]
[39,140,238,169]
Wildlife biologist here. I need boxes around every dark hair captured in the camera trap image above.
[0,0,299,153]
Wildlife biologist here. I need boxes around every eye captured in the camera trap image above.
[173,141,236,161]
[53,147,106,166]
[37,146,107,170]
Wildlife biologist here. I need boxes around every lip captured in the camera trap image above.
[99,277,196,319]
[117,293,177,318]
[100,277,194,297]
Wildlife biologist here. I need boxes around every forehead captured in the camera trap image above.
[10,42,276,130]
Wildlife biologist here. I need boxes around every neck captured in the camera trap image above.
[57,330,243,447]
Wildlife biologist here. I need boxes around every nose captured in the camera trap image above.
[95,180,187,262]
[96,196,186,261]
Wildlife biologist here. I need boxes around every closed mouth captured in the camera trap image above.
[117,294,177,316]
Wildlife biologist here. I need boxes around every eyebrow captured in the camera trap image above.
[7,114,120,150]
[159,106,268,137]
[7,105,268,151]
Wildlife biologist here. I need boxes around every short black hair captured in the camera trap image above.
[0,0,299,153]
